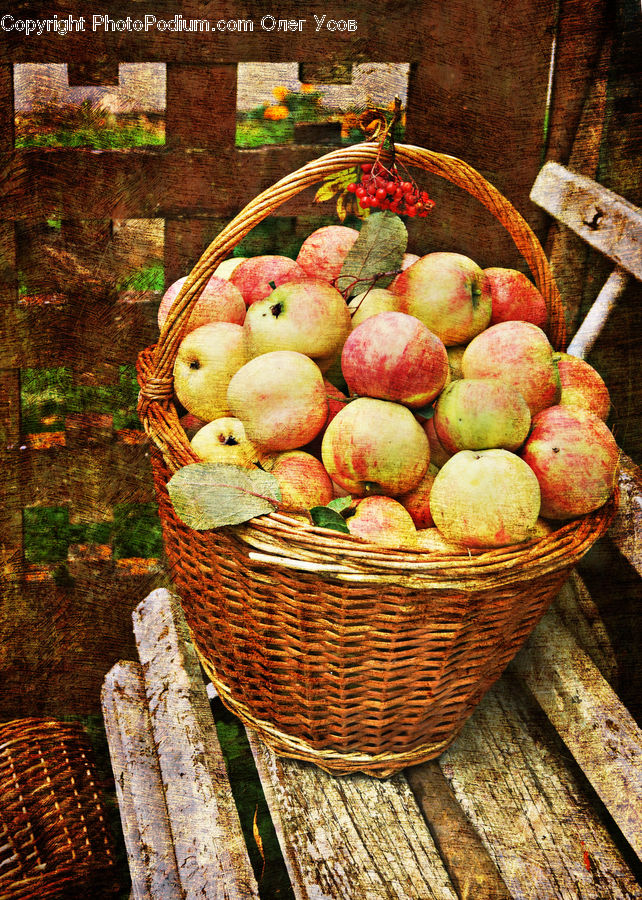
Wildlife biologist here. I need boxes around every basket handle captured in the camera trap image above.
[138,142,566,464]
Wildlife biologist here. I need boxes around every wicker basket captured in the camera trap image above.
[137,143,617,777]
[0,718,120,899]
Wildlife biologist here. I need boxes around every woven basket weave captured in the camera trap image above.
[137,142,617,777]
[0,718,120,899]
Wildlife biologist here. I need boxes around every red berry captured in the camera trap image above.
[359,197,369,208]
[347,183,357,193]
[355,185,366,198]
[370,197,380,208]
[405,205,417,216]
[402,182,413,193]
[361,163,372,174]
[376,187,387,200]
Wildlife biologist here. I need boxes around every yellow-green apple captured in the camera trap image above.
[304,380,350,458]
[520,405,619,519]
[190,417,260,467]
[433,379,531,453]
[229,255,306,306]
[244,278,351,370]
[388,252,421,291]
[269,450,334,511]
[321,397,430,496]
[422,416,453,469]
[227,350,328,451]
[158,275,246,333]
[554,352,610,421]
[347,287,399,328]
[485,267,548,329]
[391,252,492,346]
[213,257,247,280]
[461,321,561,416]
[347,496,417,548]
[411,527,468,554]
[173,322,247,422]
[296,225,360,282]
[429,449,541,547]
[398,463,439,528]
[341,311,449,408]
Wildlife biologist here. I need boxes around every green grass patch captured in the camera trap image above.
[116,263,164,292]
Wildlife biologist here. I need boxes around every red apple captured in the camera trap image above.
[229,255,306,306]
[422,415,453,469]
[269,450,334,511]
[462,321,561,416]
[391,252,492,346]
[158,275,246,333]
[347,496,417,548]
[296,225,360,283]
[341,311,449,408]
[322,397,430,496]
[520,406,619,519]
[484,267,548,329]
[398,464,439,528]
[555,352,610,421]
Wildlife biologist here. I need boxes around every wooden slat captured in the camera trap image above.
[132,587,260,900]
[248,733,458,900]
[609,452,642,580]
[101,661,183,900]
[166,64,237,149]
[531,161,642,280]
[163,217,227,287]
[511,604,642,863]
[438,673,641,899]
[0,147,339,220]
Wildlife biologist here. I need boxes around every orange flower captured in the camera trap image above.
[300,83,315,93]
[272,86,288,101]
[264,104,290,121]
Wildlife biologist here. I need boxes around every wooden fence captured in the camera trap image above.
[1,0,637,718]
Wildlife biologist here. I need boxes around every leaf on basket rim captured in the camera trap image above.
[327,495,353,513]
[309,506,351,533]
[167,462,281,530]
[335,210,408,297]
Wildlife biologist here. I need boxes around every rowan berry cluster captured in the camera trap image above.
[347,162,434,217]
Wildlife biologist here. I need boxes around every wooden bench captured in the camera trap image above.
[102,163,642,898]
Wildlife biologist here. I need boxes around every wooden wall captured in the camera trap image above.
[2,0,640,720]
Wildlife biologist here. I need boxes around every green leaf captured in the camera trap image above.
[336,210,408,297]
[167,463,281,530]
[309,506,351,533]
[327,495,353,512]
[314,182,341,203]
[414,403,435,420]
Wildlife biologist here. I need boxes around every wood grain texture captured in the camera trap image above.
[101,660,182,900]
[133,587,260,900]
[439,672,641,899]
[511,603,642,864]
[166,64,238,148]
[247,733,458,900]
[608,451,642,580]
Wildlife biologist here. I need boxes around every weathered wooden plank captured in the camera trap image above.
[101,660,183,900]
[609,452,642,580]
[247,734,458,900]
[439,672,641,899]
[132,587,260,900]
[0,1,424,63]
[566,265,631,358]
[163,217,228,286]
[530,161,642,279]
[0,63,14,152]
[553,572,618,685]
[0,147,340,220]
[511,604,642,864]
[166,64,238,148]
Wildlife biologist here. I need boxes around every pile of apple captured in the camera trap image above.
[159,221,619,552]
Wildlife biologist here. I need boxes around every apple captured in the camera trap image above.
[388,252,421,291]
[157,275,246,333]
[422,416,453,469]
[429,449,541,547]
[244,278,351,370]
[190,417,260,467]
[213,257,247,280]
[484,267,548,329]
[398,463,439,528]
[347,496,417,548]
[391,252,492,346]
[179,412,208,440]
[555,352,610,421]
[433,379,531,454]
[461,321,561,416]
[229,255,307,306]
[341,311,449,408]
[520,405,619,519]
[321,397,430,496]
[296,225,360,283]
[269,450,334,511]
[173,322,247,422]
[411,527,468,554]
[304,380,350,458]
[227,350,328,451]
[347,288,399,328]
